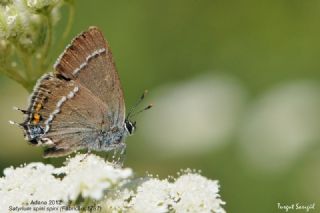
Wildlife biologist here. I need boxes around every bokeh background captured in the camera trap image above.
[1,0,320,212]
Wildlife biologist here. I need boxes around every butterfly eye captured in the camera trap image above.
[125,120,135,135]
[131,121,136,133]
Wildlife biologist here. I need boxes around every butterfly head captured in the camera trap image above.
[125,90,153,136]
[125,119,136,135]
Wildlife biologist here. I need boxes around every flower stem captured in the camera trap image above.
[55,1,75,55]
[0,66,30,91]
[16,47,34,87]
[39,15,53,74]
[62,2,75,41]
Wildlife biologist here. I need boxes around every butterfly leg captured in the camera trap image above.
[80,150,92,162]
[111,143,126,168]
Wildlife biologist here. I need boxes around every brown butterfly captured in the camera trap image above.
[11,27,151,158]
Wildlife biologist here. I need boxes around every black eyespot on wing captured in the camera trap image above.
[28,138,38,145]
[55,73,71,81]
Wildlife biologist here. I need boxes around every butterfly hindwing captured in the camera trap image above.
[22,73,108,157]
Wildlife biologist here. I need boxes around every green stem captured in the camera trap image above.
[24,54,34,81]
[39,15,53,73]
[16,48,33,85]
[62,2,75,41]
[0,67,30,91]
[55,1,75,54]
[81,198,92,212]
[38,2,75,77]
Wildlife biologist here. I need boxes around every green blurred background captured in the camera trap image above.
[1,0,320,212]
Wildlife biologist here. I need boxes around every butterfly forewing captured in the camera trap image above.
[54,27,126,127]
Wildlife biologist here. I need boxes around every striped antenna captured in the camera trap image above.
[129,104,153,118]
[126,90,148,119]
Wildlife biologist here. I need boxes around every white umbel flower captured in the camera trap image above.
[0,155,226,212]
[0,0,61,45]
[55,154,133,201]
[131,179,173,213]
[27,0,60,10]
[171,173,226,213]
[0,154,133,212]
[0,163,63,212]
[104,188,135,212]
[103,172,226,213]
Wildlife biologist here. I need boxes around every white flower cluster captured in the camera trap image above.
[0,154,226,213]
[0,154,133,212]
[104,172,226,213]
[0,0,61,49]
[54,154,132,201]
[27,0,60,10]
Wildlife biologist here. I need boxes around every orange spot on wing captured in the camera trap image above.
[33,113,41,124]
[36,103,42,111]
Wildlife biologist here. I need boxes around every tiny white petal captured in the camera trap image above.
[131,179,172,213]
[6,15,16,26]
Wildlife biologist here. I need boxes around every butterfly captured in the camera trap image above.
[11,26,151,158]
